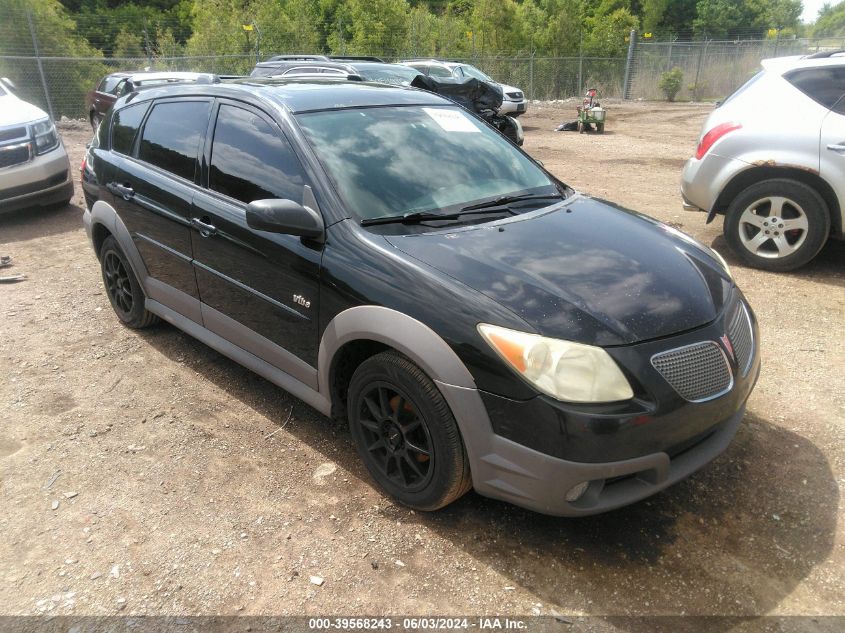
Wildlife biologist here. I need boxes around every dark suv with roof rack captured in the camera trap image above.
[82,76,759,516]
[250,56,422,86]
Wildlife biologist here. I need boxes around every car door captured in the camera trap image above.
[109,98,212,323]
[190,100,323,383]
[819,85,845,219]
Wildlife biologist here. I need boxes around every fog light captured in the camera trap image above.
[565,481,590,502]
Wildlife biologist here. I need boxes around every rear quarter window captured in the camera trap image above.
[110,102,149,155]
[784,66,845,109]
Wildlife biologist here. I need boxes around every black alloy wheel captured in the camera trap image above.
[99,235,159,329]
[347,351,472,511]
[357,382,435,492]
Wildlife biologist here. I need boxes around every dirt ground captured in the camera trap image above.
[1,101,843,626]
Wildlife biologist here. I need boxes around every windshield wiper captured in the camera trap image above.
[460,193,565,212]
[360,207,516,227]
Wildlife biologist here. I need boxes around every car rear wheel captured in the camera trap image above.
[347,351,472,511]
[724,179,830,271]
[100,236,159,329]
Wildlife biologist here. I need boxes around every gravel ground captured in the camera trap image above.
[0,102,843,626]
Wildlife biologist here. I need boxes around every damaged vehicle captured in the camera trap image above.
[83,78,759,516]
[0,77,73,213]
[682,52,845,271]
[411,74,523,146]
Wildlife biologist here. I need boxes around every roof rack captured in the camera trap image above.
[265,72,364,82]
[329,56,385,63]
[266,54,330,62]
[804,49,845,59]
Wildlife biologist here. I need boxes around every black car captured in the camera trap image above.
[82,77,760,516]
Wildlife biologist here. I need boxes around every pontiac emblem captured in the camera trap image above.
[720,334,735,362]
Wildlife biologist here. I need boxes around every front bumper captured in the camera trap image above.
[441,293,760,516]
[500,100,527,116]
[0,144,73,213]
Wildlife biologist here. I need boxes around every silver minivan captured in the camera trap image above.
[681,52,845,271]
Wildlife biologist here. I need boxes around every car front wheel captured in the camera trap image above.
[724,179,830,271]
[347,351,472,511]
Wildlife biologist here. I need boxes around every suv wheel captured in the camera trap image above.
[347,351,472,511]
[100,236,159,328]
[724,179,830,271]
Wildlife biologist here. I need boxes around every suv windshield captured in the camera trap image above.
[296,106,554,222]
[460,65,494,82]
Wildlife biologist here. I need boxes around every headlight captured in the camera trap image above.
[477,324,634,403]
[32,118,59,155]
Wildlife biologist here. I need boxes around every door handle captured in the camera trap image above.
[107,182,135,200]
[190,217,217,238]
[826,143,845,153]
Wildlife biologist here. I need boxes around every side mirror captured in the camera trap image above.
[246,198,324,239]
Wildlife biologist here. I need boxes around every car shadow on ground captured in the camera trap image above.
[136,325,837,626]
[0,202,83,245]
[711,234,845,289]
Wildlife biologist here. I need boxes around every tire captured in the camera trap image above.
[724,179,830,272]
[347,351,472,511]
[99,235,159,328]
[596,122,605,134]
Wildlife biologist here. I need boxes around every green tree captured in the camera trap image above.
[330,0,410,57]
[584,7,639,56]
[814,1,845,36]
[0,0,105,117]
[113,28,145,58]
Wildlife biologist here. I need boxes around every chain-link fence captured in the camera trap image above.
[0,53,631,120]
[7,32,845,122]
[628,36,845,102]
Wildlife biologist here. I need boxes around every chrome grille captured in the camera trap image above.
[651,342,733,402]
[727,302,754,377]
[0,143,31,169]
[0,127,27,143]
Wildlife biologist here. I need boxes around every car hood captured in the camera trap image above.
[0,94,48,127]
[499,83,523,98]
[384,195,732,347]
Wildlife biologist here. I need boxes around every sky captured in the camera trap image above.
[802,0,829,23]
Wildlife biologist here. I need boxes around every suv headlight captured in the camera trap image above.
[478,324,634,403]
[32,118,59,155]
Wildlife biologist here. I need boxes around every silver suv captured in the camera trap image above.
[401,59,527,116]
[0,78,73,213]
[681,52,845,271]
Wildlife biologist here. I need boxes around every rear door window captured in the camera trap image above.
[137,100,210,182]
[208,103,307,204]
[784,66,845,110]
[111,102,149,155]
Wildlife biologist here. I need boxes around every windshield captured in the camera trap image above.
[460,65,494,82]
[355,65,421,86]
[296,106,554,222]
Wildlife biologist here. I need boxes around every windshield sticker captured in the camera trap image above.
[422,108,480,133]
